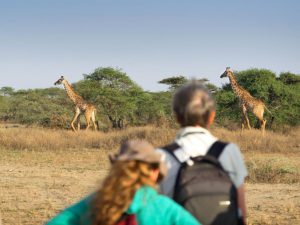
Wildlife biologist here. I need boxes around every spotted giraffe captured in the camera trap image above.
[54,76,97,131]
[220,67,272,132]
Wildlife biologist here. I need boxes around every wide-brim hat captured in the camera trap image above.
[109,140,168,181]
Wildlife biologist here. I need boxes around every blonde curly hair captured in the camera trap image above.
[91,160,159,225]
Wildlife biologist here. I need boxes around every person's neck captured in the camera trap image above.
[181,125,209,128]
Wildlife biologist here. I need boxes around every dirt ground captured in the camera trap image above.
[1,148,299,225]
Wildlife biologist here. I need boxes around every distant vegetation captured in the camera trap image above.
[0,67,299,129]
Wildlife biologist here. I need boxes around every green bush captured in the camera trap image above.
[0,67,299,129]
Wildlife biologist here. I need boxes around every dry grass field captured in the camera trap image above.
[0,126,299,225]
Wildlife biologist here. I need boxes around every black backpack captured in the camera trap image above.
[162,141,239,225]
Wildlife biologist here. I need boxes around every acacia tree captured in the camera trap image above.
[0,87,14,96]
[157,76,219,126]
[0,87,13,120]
[76,67,145,128]
[159,76,218,92]
[279,72,300,85]
[158,76,188,90]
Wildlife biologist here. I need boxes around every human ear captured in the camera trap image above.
[207,111,215,127]
[150,169,160,182]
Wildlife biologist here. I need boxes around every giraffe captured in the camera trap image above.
[220,67,272,132]
[54,76,97,131]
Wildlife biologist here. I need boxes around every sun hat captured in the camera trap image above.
[109,140,168,180]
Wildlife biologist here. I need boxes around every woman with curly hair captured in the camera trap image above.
[46,140,201,225]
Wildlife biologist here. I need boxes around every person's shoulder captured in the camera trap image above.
[218,141,248,187]
[156,142,180,154]
[69,194,94,213]
[152,193,188,213]
[221,142,243,156]
[156,146,179,163]
[151,191,178,209]
[153,194,201,225]
[225,142,240,149]
[46,194,93,225]
[218,141,245,164]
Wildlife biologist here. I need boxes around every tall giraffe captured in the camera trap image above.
[54,76,97,131]
[220,67,272,132]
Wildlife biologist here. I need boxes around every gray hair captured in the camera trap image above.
[172,80,215,127]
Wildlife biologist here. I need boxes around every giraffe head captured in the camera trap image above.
[220,67,234,78]
[54,76,65,85]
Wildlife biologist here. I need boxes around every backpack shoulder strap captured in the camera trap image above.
[162,140,229,163]
[161,142,181,162]
[206,141,228,159]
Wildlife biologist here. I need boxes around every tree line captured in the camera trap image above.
[0,67,299,130]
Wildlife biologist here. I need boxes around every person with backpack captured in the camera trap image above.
[46,140,201,225]
[158,81,248,225]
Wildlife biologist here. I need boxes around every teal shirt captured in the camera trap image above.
[46,186,201,225]
[46,195,92,225]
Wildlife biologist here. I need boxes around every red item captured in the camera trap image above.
[116,214,138,225]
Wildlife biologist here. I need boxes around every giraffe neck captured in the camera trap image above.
[228,73,243,98]
[62,80,84,106]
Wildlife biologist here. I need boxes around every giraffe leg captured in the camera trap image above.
[76,115,81,131]
[240,107,245,130]
[242,105,251,130]
[91,110,97,131]
[71,109,81,132]
[254,106,266,132]
[84,111,91,130]
[261,119,266,134]
[258,118,266,132]
[241,114,246,131]
[245,115,251,130]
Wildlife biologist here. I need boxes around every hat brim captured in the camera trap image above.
[109,152,168,180]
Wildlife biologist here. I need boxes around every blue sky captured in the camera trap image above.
[0,0,299,91]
